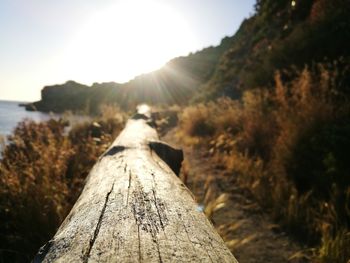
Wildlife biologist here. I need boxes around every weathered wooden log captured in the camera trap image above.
[34,105,238,263]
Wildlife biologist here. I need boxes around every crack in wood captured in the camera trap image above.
[152,189,166,232]
[176,211,195,249]
[137,225,142,262]
[126,168,131,207]
[155,240,163,263]
[82,182,115,263]
[207,251,215,263]
[151,173,166,233]
[131,186,168,240]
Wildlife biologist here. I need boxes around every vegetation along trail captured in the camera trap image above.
[162,126,309,263]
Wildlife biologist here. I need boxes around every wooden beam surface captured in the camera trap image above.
[34,105,238,263]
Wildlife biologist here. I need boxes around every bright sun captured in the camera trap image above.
[59,0,198,84]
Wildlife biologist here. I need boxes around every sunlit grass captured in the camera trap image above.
[0,107,125,261]
[177,62,350,262]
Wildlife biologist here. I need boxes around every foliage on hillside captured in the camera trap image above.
[177,64,350,262]
[195,0,350,101]
[0,111,124,262]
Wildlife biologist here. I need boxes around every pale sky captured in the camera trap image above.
[0,0,255,101]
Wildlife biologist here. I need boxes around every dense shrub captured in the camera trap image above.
[0,116,123,262]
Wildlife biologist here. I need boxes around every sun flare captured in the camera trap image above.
[60,0,198,84]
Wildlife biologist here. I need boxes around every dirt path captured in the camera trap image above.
[162,128,309,263]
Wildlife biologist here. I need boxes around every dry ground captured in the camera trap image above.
[163,128,310,263]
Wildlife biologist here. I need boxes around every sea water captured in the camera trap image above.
[0,100,90,156]
[0,100,54,138]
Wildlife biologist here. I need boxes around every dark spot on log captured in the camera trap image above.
[149,141,183,176]
[146,119,156,128]
[131,113,149,120]
[33,240,54,263]
[131,113,156,127]
[103,146,126,157]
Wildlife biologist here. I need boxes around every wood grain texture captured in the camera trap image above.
[34,106,238,263]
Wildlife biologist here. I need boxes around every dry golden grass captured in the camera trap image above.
[177,64,350,262]
[0,115,124,262]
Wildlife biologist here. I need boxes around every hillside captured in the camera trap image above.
[27,36,233,114]
[27,0,350,114]
[195,0,350,100]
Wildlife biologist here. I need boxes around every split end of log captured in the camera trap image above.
[149,141,183,176]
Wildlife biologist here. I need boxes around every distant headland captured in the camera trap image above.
[24,37,233,114]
